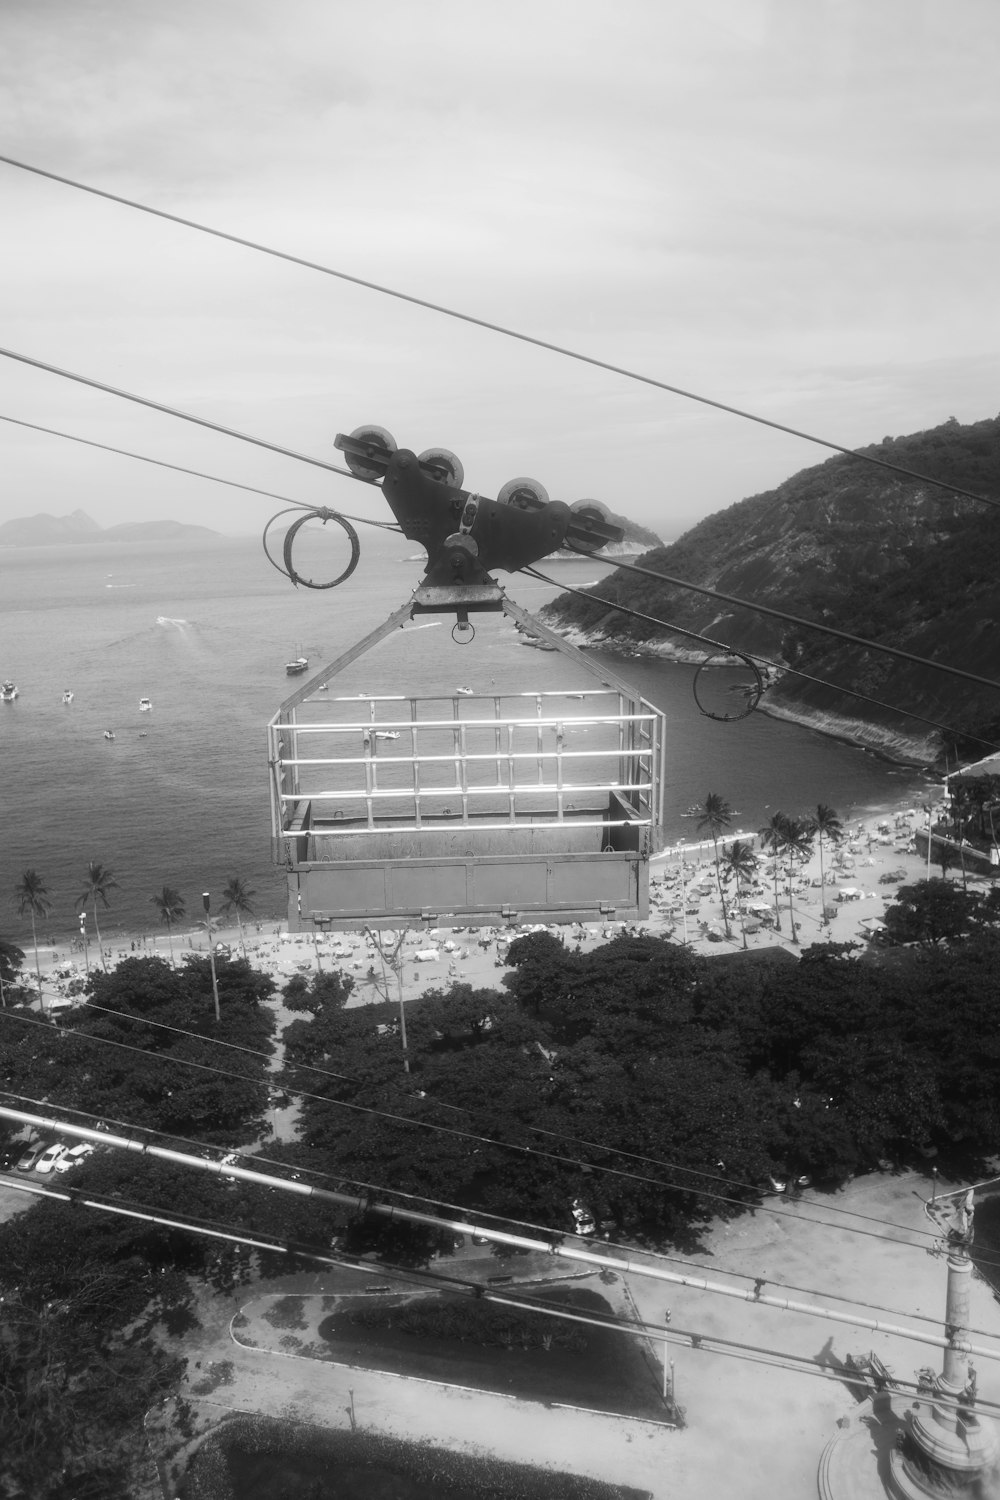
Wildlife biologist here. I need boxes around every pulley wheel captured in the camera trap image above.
[344,425,397,481]
[566,498,611,553]
[692,653,764,721]
[497,476,549,510]
[417,448,465,488]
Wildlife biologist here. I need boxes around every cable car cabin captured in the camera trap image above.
[268,595,664,932]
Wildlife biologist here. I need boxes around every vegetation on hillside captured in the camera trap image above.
[542,414,1000,760]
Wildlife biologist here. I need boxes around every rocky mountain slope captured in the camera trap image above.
[0,508,219,545]
[541,414,1000,765]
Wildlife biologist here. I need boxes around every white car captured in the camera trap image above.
[34,1143,69,1174]
[55,1143,95,1172]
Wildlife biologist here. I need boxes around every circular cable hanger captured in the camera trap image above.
[692,653,765,721]
[263,506,361,589]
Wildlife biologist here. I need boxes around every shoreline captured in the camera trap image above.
[545,620,944,769]
[18,789,993,1015]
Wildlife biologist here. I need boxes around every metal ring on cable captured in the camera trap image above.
[265,507,361,590]
[452,619,475,644]
[692,652,764,721]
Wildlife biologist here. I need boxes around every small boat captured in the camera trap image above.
[103,729,116,741]
[62,689,74,704]
[375,730,400,741]
[456,685,474,696]
[139,697,152,712]
[285,655,309,675]
[1,681,18,702]
[138,731,148,738]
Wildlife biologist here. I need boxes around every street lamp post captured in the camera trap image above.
[203,893,221,1022]
[79,912,90,977]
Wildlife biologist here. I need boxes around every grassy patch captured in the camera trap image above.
[179,1413,651,1499]
[317,1286,664,1420]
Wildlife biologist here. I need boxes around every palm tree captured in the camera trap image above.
[721,839,759,949]
[150,886,186,967]
[809,803,843,926]
[781,818,815,944]
[15,870,52,1008]
[75,862,118,972]
[758,813,789,932]
[220,877,256,960]
[696,793,734,939]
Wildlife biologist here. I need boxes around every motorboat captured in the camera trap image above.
[1,681,18,702]
[374,730,400,741]
[139,697,152,712]
[103,729,116,741]
[285,655,309,675]
[62,689,74,704]
[455,685,474,696]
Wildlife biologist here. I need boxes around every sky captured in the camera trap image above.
[1,0,998,542]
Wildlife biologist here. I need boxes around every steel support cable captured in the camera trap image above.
[0,1013,958,1266]
[63,999,960,1255]
[8,1173,998,1427]
[2,152,999,514]
[4,1105,1000,1369]
[0,346,367,480]
[525,567,1000,755]
[0,412,397,529]
[3,1010,993,1275]
[537,556,1000,697]
[9,1090,1000,1342]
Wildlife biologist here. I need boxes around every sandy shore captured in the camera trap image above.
[26,790,986,1011]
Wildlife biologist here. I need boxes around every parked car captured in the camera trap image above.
[0,1144,21,1173]
[35,1143,70,1175]
[571,1198,597,1236]
[16,1140,49,1172]
[55,1143,95,1172]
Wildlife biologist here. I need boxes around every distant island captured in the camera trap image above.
[540,412,1000,768]
[0,508,220,546]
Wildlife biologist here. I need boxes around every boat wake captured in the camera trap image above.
[156,616,189,629]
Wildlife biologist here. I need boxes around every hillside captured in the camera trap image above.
[541,414,1000,765]
[0,509,220,545]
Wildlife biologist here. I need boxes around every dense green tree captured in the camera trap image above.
[150,884,186,967]
[2,954,276,1144]
[0,935,25,1004]
[14,868,51,1004]
[697,793,734,938]
[883,879,993,947]
[75,862,119,972]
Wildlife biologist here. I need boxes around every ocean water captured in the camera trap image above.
[0,530,933,948]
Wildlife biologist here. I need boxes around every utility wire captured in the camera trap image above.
[0,413,396,528]
[6,1106,1000,1383]
[12,1174,1000,1430]
[1,348,995,708]
[66,995,960,1254]
[525,567,1000,756]
[2,1011,990,1271]
[533,557,1000,696]
[0,346,360,480]
[2,151,999,514]
[4,1081,975,1337]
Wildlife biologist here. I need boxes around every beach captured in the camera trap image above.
[9,790,1000,1497]
[21,790,970,1014]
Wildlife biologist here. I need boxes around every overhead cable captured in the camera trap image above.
[4,1100,999,1367]
[525,567,1000,756]
[535,557,1000,696]
[2,152,999,513]
[67,995,967,1256]
[0,413,397,528]
[0,346,360,479]
[0,1002,987,1271]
